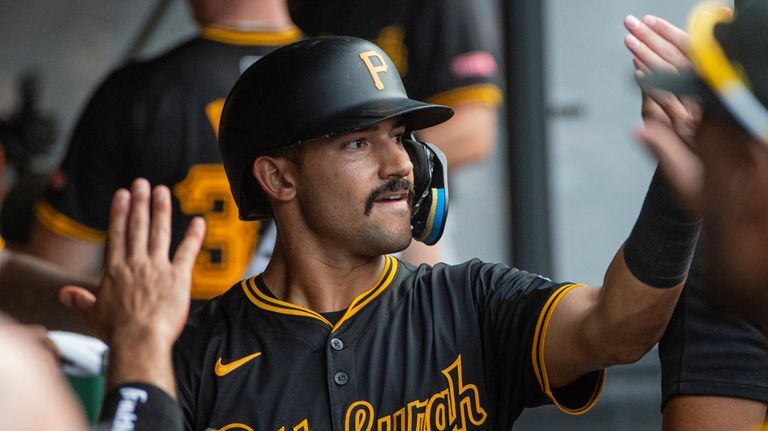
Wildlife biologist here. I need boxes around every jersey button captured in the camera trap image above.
[330,338,344,351]
[333,371,349,386]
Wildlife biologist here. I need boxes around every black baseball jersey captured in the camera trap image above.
[174,256,605,430]
[36,27,302,299]
[289,0,503,108]
[659,249,768,407]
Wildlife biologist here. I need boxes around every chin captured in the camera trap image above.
[360,225,412,255]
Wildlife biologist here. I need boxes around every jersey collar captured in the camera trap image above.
[241,255,398,332]
[201,25,302,46]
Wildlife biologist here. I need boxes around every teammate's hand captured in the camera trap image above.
[624,14,706,212]
[624,14,701,146]
[58,178,205,346]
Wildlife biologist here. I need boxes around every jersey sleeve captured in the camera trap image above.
[404,0,503,107]
[37,67,139,242]
[470,263,605,415]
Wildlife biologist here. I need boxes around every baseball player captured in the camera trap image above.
[26,0,302,303]
[173,36,699,430]
[289,0,503,265]
[627,2,768,430]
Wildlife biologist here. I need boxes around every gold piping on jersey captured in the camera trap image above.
[332,255,397,331]
[201,26,302,46]
[218,423,254,431]
[242,255,398,331]
[34,201,105,243]
[531,283,606,415]
[426,84,503,108]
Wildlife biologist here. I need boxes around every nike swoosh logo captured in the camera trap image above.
[214,352,262,377]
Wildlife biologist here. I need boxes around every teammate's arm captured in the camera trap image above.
[62,179,204,430]
[26,223,103,274]
[0,246,97,333]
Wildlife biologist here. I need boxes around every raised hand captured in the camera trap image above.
[624,14,709,210]
[59,178,204,394]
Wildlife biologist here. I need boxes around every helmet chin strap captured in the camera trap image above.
[403,133,449,245]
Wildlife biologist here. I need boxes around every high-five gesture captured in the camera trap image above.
[59,178,205,395]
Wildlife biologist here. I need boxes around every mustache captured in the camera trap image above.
[364,178,414,215]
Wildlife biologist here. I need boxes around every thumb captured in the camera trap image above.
[59,285,97,312]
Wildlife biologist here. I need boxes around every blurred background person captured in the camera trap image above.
[25,0,302,306]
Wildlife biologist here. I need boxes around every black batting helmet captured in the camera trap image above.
[218,36,454,243]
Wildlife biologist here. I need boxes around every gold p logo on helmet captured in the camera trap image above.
[359,50,389,90]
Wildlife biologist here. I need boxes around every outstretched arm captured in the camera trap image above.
[541,14,702,388]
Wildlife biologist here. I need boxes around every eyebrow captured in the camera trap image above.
[360,119,406,133]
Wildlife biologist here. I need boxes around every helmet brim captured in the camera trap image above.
[298,98,454,143]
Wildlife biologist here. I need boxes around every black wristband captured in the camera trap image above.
[623,170,701,288]
[97,382,182,431]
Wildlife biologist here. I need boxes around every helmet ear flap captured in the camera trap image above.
[403,132,449,245]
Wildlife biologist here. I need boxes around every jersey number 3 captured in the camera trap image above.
[172,99,259,299]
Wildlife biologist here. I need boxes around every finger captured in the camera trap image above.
[625,15,688,72]
[636,120,704,211]
[59,285,97,312]
[637,71,690,127]
[624,33,677,74]
[172,216,206,273]
[149,185,172,260]
[641,15,691,59]
[127,178,151,259]
[633,56,651,74]
[105,188,130,268]
[641,94,673,127]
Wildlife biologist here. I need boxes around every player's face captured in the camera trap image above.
[293,118,415,255]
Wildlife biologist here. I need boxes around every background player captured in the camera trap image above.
[289,0,503,265]
[26,0,302,304]
[626,3,768,430]
[173,36,698,430]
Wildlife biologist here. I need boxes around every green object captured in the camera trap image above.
[66,372,105,424]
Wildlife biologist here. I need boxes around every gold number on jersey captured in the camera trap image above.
[174,164,259,299]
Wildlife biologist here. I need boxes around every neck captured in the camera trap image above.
[199,0,293,30]
[262,231,387,313]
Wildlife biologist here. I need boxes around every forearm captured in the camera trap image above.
[546,170,699,387]
[26,222,104,274]
[0,250,97,333]
[108,332,177,399]
[591,248,683,363]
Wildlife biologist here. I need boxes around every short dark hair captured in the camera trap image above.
[269,142,305,167]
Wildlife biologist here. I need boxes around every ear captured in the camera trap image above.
[252,156,297,204]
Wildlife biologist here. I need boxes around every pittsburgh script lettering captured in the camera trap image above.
[219,355,486,431]
[344,355,487,431]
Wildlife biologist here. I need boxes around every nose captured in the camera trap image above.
[377,138,413,180]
